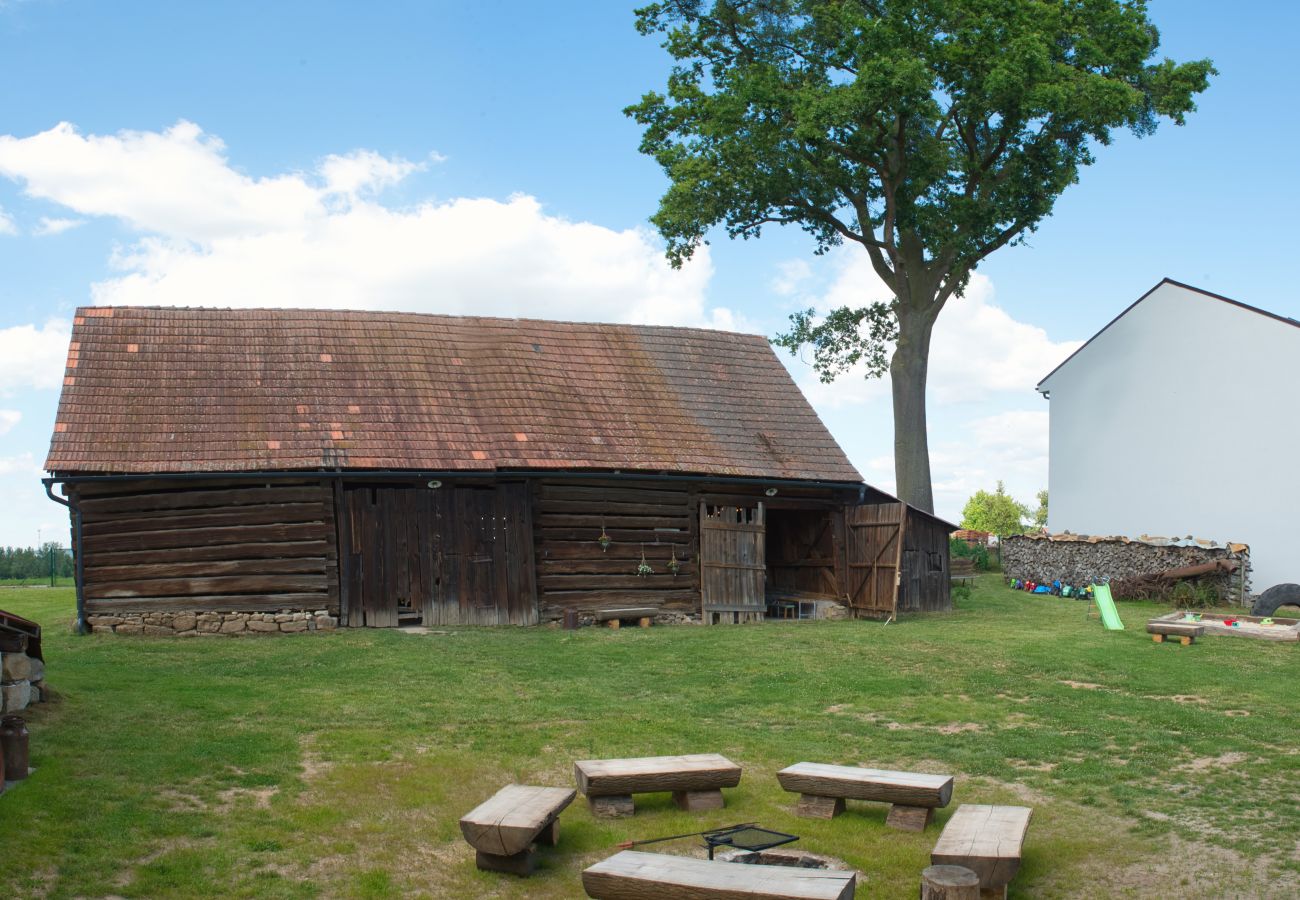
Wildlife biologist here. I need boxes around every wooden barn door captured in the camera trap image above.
[844,503,906,618]
[341,484,536,627]
[700,502,765,624]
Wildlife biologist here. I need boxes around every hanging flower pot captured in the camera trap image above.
[666,545,681,576]
[636,544,652,577]
[597,516,612,552]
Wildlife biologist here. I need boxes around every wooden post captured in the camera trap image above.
[672,789,724,812]
[885,804,934,831]
[921,865,980,900]
[795,793,845,819]
[1152,633,1164,643]
[607,618,620,630]
[638,616,652,628]
[589,794,635,817]
[475,848,536,877]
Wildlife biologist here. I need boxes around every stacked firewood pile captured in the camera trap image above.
[1002,533,1251,604]
[0,611,46,715]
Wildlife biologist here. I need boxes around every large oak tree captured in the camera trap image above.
[627,0,1213,511]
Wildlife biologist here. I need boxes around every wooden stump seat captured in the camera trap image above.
[574,753,742,817]
[582,850,856,900]
[776,762,954,831]
[459,784,576,876]
[1147,620,1205,645]
[596,608,658,629]
[931,804,1032,899]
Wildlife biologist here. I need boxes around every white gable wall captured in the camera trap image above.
[1040,281,1300,592]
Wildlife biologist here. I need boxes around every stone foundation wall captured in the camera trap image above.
[1002,534,1251,602]
[87,610,338,636]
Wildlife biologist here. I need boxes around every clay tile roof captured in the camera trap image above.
[45,306,863,482]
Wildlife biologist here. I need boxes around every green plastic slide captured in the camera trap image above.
[1093,583,1124,631]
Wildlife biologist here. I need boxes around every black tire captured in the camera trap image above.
[1251,583,1300,617]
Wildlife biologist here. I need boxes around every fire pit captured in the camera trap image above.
[702,824,799,860]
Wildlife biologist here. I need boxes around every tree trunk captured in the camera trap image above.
[891,306,936,513]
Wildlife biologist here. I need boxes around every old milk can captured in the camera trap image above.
[0,715,29,781]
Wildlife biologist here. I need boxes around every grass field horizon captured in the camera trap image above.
[0,578,1295,898]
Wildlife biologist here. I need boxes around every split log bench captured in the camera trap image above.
[574,753,742,817]
[930,804,1032,899]
[582,850,856,900]
[596,608,657,629]
[1147,620,1204,645]
[458,784,576,876]
[776,762,954,831]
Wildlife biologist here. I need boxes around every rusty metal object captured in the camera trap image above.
[0,716,29,782]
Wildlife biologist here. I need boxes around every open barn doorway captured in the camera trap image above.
[764,507,842,619]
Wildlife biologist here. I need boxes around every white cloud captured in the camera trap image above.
[771,259,812,297]
[0,206,15,235]
[33,216,84,236]
[0,452,41,477]
[319,149,423,199]
[0,410,19,435]
[784,252,1080,409]
[0,320,71,393]
[0,121,724,330]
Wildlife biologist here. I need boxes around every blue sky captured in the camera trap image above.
[0,0,1295,546]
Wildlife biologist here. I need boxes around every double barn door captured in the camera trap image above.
[340,483,536,627]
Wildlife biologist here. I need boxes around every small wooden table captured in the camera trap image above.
[582,850,856,900]
[777,762,954,830]
[1147,620,1205,645]
[596,608,657,629]
[574,753,742,817]
[459,784,575,876]
[931,804,1032,899]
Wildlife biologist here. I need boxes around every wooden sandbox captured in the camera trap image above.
[1149,612,1299,642]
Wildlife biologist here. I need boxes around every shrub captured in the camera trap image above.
[949,537,991,571]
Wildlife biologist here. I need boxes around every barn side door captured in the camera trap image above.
[340,484,536,627]
[699,501,765,624]
[843,502,906,618]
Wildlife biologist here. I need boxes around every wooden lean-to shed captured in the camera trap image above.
[43,306,952,632]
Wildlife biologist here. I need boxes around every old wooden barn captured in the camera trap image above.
[43,306,953,632]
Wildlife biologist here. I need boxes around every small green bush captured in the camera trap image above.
[949,537,991,571]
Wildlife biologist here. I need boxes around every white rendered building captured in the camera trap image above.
[1037,279,1299,593]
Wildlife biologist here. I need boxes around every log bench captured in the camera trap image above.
[574,753,742,817]
[582,850,856,900]
[1147,620,1205,645]
[931,804,1032,899]
[458,784,576,876]
[596,608,658,629]
[776,762,954,831]
[950,558,977,586]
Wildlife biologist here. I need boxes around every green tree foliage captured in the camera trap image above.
[961,480,1029,535]
[0,543,74,582]
[1033,488,1049,528]
[627,1,1214,512]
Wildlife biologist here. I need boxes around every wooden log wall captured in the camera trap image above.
[897,510,952,613]
[72,479,339,615]
[533,480,698,619]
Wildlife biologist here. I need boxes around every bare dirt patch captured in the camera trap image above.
[1060,679,1103,690]
[1176,751,1249,773]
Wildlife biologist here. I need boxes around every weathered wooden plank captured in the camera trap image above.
[85,573,329,600]
[581,850,856,900]
[81,502,327,537]
[931,805,1032,890]
[574,754,741,796]
[459,785,576,857]
[540,590,698,607]
[539,514,691,530]
[538,484,689,503]
[83,540,333,569]
[776,763,954,808]
[536,499,690,516]
[540,542,688,561]
[85,557,325,581]
[84,592,330,613]
[83,522,332,554]
[78,486,324,516]
[539,574,695,591]
[541,527,692,544]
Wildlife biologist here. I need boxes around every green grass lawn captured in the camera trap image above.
[1,578,1296,898]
